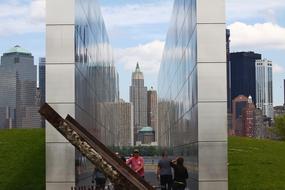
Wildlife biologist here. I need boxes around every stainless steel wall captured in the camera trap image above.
[157,0,227,189]
[46,0,119,189]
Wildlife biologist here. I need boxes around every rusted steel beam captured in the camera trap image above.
[39,103,154,190]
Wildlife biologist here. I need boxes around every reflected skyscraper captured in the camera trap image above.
[147,87,158,141]
[130,63,147,144]
[158,0,228,189]
[46,0,120,188]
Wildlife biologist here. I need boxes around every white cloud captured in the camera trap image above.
[0,0,45,36]
[228,22,285,50]
[273,63,285,74]
[227,0,285,22]
[101,1,172,28]
[114,40,165,74]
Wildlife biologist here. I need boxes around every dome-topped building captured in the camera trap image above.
[0,45,39,129]
[4,45,32,55]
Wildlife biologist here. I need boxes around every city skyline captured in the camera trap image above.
[0,0,285,105]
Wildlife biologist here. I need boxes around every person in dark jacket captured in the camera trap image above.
[157,151,173,190]
[170,157,188,190]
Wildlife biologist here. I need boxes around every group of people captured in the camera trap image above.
[92,149,188,190]
[157,152,188,190]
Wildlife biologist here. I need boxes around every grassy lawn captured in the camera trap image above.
[0,128,45,190]
[229,136,285,190]
[1,129,285,190]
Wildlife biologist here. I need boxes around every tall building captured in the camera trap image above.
[46,0,119,188]
[232,95,248,136]
[147,87,158,141]
[0,45,40,128]
[39,57,46,128]
[95,101,133,147]
[255,59,273,118]
[39,57,46,106]
[226,29,231,113]
[242,96,255,137]
[157,0,227,189]
[283,79,285,106]
[129,63,147,144]
[230,51,261,105]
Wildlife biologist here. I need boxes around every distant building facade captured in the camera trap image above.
[242,96,255,137]
[39,57,46,106]
[230,52,261,105]
[254,108,273,139]
[138,126,155,144]
[130,63,147,144]
[255,59,273,118]
[0,45,41,128]
[232,95,248,135]
[147,87,158,142]
[95,101,133,147]
[226,29,231,113]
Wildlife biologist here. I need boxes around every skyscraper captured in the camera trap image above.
[226,29,231,113]
[230,51,262,106]
[242,96,255,137]
[147,87,158,142]
[255,59,273,118]
[130,63,147,144]
[39,57,46,106]
[232,95,248,136]
[0,45,40,128]
[39,57,46,128]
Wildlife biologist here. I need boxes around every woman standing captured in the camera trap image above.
[170,157,188,190]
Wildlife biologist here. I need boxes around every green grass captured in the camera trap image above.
[1,129,285,190]
[229,136,285,190]
[0,128,45,190]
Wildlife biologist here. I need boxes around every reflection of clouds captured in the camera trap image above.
[0,0,45,36]
[88,43,114,66]
[114,40,165,74]
[229,22,285,50]
[101,1,173,28]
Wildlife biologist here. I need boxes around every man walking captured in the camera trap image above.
[157,152,173,190]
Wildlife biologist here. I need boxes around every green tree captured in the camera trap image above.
[272,115,285,140]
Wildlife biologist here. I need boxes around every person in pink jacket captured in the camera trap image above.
[126,149,145,178]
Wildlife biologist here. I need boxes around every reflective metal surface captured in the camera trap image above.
[47,0,123,188]
[157,0,227,189]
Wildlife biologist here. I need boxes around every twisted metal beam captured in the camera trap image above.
[39,103,154,190]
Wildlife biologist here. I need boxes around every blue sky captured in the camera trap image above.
[0,0,285,105]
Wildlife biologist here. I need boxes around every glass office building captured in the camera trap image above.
[157,0,228,189]
[46,0,119,189]
[255,59,273,118]
[0,45,40,129]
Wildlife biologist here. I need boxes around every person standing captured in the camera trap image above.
[170,157,188,190]
[157,152,173,190]
[92,167,106,190]
[126,149,145,178]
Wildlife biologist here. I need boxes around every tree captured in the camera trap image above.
[272,115,285,140]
